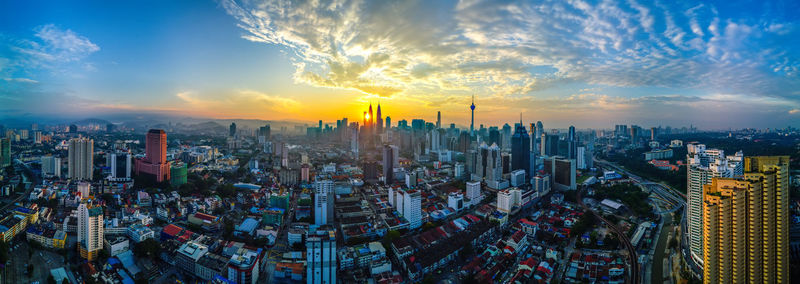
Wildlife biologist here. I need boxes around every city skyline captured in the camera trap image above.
[2,0,799,129]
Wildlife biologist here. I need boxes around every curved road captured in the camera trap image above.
[577,188,639,284]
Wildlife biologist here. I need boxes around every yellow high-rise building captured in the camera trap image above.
[743,156,789,284]
[702,178,753,284]
[701,156,789,284]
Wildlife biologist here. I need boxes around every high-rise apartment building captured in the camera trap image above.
[686,143,743,265]
[702,178,752,284]
[78,202,104,260]
[314,180,334,225]
[400,190,422,229]
[742,156,789,283]
[702,156,789,284]
[68,138,94,180]
[135,129,171,182]
[0,138,10,167]
[41,155,61,178]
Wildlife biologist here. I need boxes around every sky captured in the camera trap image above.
[1,0,799,130]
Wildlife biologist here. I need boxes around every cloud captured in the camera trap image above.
[2,77,38,84]
[175,89,300,117]
[790,109,800,115]
[32,24,100,62]
[221,0,800,107]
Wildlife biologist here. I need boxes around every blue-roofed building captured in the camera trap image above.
[235,218,259,236]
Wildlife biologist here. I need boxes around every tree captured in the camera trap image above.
[134,238,161,259]
[669,237,678,250]
[47,275,57,284]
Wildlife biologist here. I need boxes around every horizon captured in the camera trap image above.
[2,0,800,129]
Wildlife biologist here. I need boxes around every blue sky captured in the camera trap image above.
[1,0,799,129]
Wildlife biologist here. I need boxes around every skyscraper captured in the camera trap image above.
[78,202,104,260]
[535,121,543,154]
[68,138,94,180]
[135,129,171,182]
[368,103,374,130]
[436,111,441,129]
[0,138,10,167]
[376,103,383,133]
[470,95,475,135]
[382,145,395,185]
[686,143,743,266]
[702,178,753,284]
[109,149,132,180]
[314,180,334,225]
[385,116,391,129]
[567,125,577,160]
[511,122,530,178]
[540,133,547,157]
[702,155,789,284]
[229,122,236,137]
[742,156,789,283]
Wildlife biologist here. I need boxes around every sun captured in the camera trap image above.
[365,113,370,120]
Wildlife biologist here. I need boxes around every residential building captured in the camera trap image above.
[78,203,104,260]
[68,138,94,180]
[314,180,334,225]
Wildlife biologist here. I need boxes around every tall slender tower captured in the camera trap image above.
[368,103,374,129]
[470,95,475,135]
[376,103,383,134]
[436,111,441,129]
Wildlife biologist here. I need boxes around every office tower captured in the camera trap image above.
[368,103,374,130]
[540,133,547,157]
[77,202,104,260]
[228,123,236,137]
[502,123,511,149]
[405,171,417,188]
[650,127,657,140]
[41,155,61,178]
[350,126,359,158]
[301,164,310,182]
[385,116,391,129]
[614,125,628,137]
[430,129,441,152]
[486,143,502,182]
[136,129,171,182]
[488,127,500,147]
[545,134,559,156]
[68,124,78,133]
[109,149,132,180]
[436,111,441,129]
[306,230,337,284]
[686,143,743,265]
[0,138,10,167]
[470,95,475,135]
[314,180,334,225]
[382,145,395,185]
[576,146,587,169]
[542,156,576,190]
[511,122,530,178]
[567,125,577,160]
[376,103,383,133]
[68,138,94,180]
[258,125,271,141]
[77,182,90,197]
[742,156,789,283]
